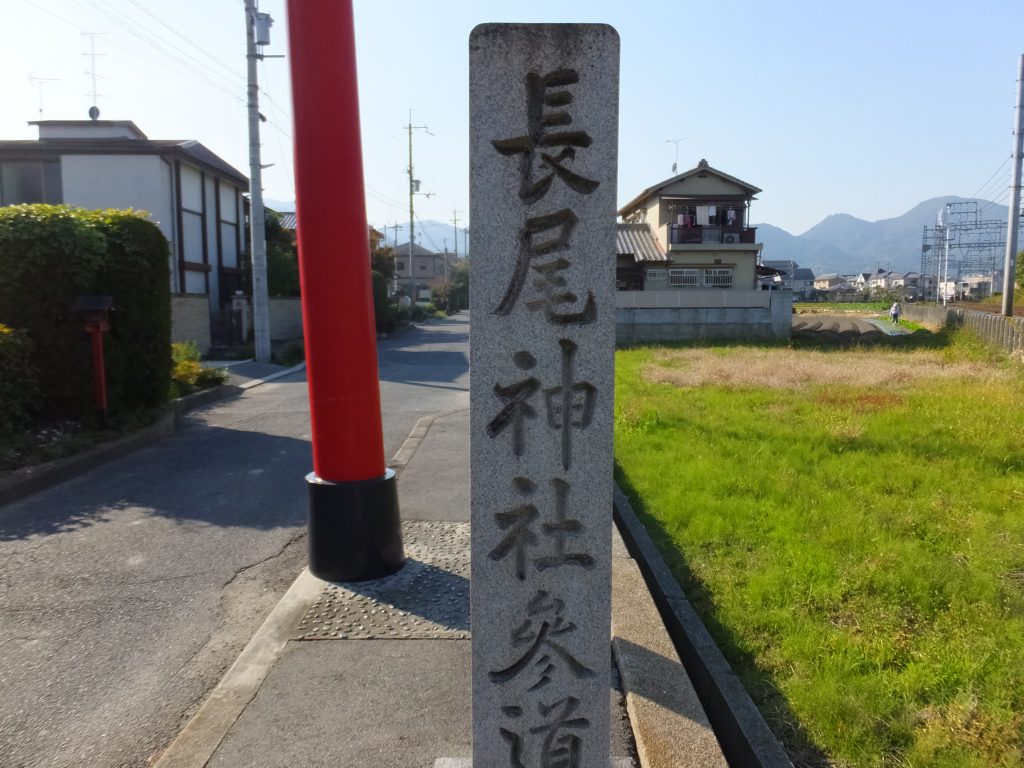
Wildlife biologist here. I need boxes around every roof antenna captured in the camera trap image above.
[82,32,105,120]
[666,137,690,174]
[28,75,60,120]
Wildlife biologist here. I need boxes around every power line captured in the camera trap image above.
[126,0,240,81]
[414,213,442,252]
[66,0,244,94]
[970,156,1011,200]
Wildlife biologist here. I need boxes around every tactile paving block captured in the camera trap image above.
[297,521,470,640]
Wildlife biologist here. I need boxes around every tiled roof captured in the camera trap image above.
[616,223,667,262]
[393,241,440,256]
[276,212,297,230]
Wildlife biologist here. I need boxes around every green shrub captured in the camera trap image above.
[0,205,171,420]
[409,303,428,322]
[0,205,106,416]
[87,209,171,410]
[172,340,201,364]
[371,270,393,333]
[0,324,39,437]
[169,347,227,399]
[195,367,228,389]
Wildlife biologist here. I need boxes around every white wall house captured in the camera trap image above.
[0,120,249,348]
[615,160,791,342]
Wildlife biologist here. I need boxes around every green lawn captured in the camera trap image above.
[614,330,1024,767]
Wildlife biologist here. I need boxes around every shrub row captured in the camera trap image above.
[0,205,171,421]
[0,324,39,438]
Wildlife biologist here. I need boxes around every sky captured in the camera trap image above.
[3,0,1024,240]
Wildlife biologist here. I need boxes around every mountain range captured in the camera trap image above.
[267,195,1017,277]
[755,196,1012,276]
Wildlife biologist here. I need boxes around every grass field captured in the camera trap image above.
[614,329,1024,767]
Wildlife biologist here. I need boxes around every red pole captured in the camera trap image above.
[286,0,403,581]
[286,0,384,483]
[90,327,108,423]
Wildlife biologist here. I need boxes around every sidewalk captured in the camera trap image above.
[154,408,730,768]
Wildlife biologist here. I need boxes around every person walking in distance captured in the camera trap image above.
[889,301,902,324]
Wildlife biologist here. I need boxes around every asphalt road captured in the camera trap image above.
[0,313,470,768]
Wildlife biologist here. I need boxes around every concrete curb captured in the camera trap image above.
[150,409,450,768]
[389,408,466,475]
[0,363,306,509]
[611,529,728,768]
[236,361,306,390]
[0,411,175,508]
[613,485,794,768]
[152,569,325,768]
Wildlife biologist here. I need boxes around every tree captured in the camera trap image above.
[370,243,395,281]
[448,258,470,311]
[265,211,300,296]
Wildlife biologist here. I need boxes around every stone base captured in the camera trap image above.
[435,760,634,768]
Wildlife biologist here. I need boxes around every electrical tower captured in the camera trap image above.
[920,201,1007,304]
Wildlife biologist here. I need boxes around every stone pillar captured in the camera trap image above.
[231,291,252,344]
[469,23,619,767]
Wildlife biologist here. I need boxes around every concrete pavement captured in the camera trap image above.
[3,313,738,768]
[153,320,731,768]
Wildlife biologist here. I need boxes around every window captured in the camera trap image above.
[395,260,405,271]
[704,268,733,288]
[0,161,62,205]
[669,269,699,287]
[419,262,427,271]
[646,269,666,280]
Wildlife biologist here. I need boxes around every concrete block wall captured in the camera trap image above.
[171,294,211,355]
[269,297,304,340]
[616,291,793,344]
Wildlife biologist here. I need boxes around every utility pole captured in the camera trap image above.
[450,209,463,261]
[1002,53,1024,316]
[245,0,273,362]
[386,222,401,295]
[406,111,432,300]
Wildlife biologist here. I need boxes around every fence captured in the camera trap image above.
[902,304,1024,356]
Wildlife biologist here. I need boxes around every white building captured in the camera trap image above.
[0,120,249,319]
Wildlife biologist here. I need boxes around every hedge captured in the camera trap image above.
[0,324,38,437]
[0,205,170,420]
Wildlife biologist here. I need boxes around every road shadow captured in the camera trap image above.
[0,425,310,541]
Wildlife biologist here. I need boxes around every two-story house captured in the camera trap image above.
[614,160,791,341]
[0,118,249,351]
[392,242,455,302]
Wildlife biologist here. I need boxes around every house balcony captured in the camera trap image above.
[668,224,757,247]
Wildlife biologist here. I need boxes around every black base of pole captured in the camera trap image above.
[306,469,405,582]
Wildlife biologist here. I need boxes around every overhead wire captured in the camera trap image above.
[970,156,1011,202]
[414,213,443,252]
[125,0,240,82]
[66,0,244,95]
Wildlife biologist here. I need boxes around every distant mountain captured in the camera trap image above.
[757,196,1012,275]
[262,202,472,257]
[376,219,470,257]
[754,224,857,276]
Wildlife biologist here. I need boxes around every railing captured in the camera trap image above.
[902,304,1024,357]
[668,225,757,245]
